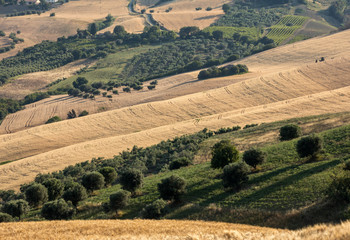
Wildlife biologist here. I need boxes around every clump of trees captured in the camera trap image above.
[211,140,239,169]
[2,199,29,221]
[198,64,248,80]
[41,199,75,220]
[280,124,301,141]
[141,199,168,219]
[158,175,186,202]
[46,116,62,124]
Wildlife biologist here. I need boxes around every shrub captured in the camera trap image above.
[327,172,350,203]
[67,109,77,119]
[280,124,301,141]
[120,169,143,194]
[243,149,265,169]
[25,183,48,207]
[2,199,29,220]
[41,199,75,220]
[42,178,64,201]
[158,175,186,202]
[99,167,117,186]
[206,7,212,11]
[141,199,168,219]
[0,212,13,222]
[109,190,130,214]
[147,85,156,90]
[50,12,55,17]
[296,135,322,159]
[211,140,239,168]
[63,183,87,207]
[123,87,131,93]
[222,162,249,191]
[78,110,89,117]
[45,116,61,124]
[112,90,119,94]
[169,157,192,170]
[82,172,105,193]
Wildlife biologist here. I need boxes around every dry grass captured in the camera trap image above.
[0,219,349,240]
[0,58,96,100]
[0,30,350,190]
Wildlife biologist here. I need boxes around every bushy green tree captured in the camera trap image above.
[279,124,301,141]
[25,183,48,207]
[243,148,265,169]
[120,169,143,194]
[169,157,191,170]
[99,167,117,186]
[141,199,168,219]
[222,162,249,191]
[109,190,130,214]
[2,199,29,220]
[42,178,64,201]
[41,199,75,220]
[82,172,105,193]
[158,175,186,202]
[296,135,322,159]
[211,140,239,168]
[327,172,350,203]
[63,183,87,207]
[0,212,13,222]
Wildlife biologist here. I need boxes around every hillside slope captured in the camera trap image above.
[0,219,349,240]
[0,30,350,190]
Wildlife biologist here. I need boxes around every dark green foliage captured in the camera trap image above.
[158,175,186,202]
[280,124,301,141]
[22,92,50,105]
[243,123,258,129]
[198,64,248,80]
[214,125,241,134]
[2,199,29,220]
[0,31,5,37]
[147,85,155,90]
[222,4,230,13]
[82,172,105,192]
[99,167,117,186]
[88,14,115,35]
[113,25,127,38]
[62,183,87,207]
[0,98,22,121]
[41,199,75,220]
[24,183,48,207]
[67,109,77,119]
[344,161,350,171]
[109,190,130,213]
[213,3,286,27]
[179,26,200,39]
[42,178,64,201]
[211,140,239,169]
[169,157,192,170]
[45,116,62,124]
[73,77,88,89]
[243,148,265,169]
[123,87,131,93]
[296,135,322,158]
[141,199,168,219]
[78,110,89,117]
[329,0,347,22]
[222,162,249,191]
[327,172,350,202]
[0,190,23,202]
[120,170,143,193]
[212,30,224,40]
[0,212,13,222]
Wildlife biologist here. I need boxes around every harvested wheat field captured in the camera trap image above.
[1,30,350,190]
[0,58,96,100]
[1,219,350,240]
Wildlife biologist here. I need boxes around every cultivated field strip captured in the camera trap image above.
[1,30,350,189]
[1,219,349,240]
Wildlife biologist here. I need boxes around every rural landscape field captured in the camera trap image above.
[0,0,350,239]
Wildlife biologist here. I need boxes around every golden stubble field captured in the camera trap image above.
[0,30,350,190]
[0,219,349,240]
[135,0,229,30]
[0,0,146,60]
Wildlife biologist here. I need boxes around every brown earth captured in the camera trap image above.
[0,219,349,240]
[0,30,350,190]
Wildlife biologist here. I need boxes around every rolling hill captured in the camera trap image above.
[0,29,349,190]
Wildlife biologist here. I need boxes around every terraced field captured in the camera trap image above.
[266,15,309,45]
[0,29,350,189]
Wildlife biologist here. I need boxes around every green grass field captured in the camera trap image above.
[49,45,159,91]
[266,15,309,45]
[203,26,261,41]
[66,113,350,228]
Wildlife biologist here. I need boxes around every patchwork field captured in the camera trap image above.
[0,219,349,240]
[0,29,350,190]
[0,0,146,60]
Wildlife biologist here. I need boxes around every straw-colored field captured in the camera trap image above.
[1,219,349,240]
[135,0,229,30]
[0,0,146,60]
[1,29,350,190]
